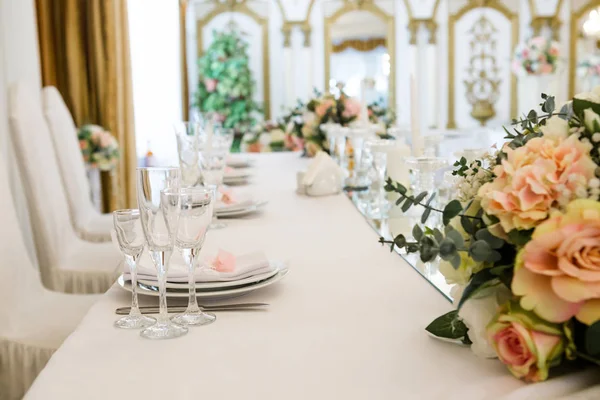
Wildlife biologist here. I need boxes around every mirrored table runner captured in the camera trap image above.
[345,190,454,302]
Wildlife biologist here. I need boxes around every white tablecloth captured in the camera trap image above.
[24,153,598,399]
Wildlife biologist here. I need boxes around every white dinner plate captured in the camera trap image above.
[136,263,279,290]
[215,200,267,217]
[226,157,254,168]
[223,176,250,185]
[118,262,289,299]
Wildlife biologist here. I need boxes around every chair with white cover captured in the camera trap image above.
[42,86,112,243]
[0,154,99,400]
[8,82,121,294]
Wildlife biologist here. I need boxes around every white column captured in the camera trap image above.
[416,24,429,134]
[283,46,294,109]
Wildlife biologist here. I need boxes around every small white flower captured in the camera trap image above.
[576,187,589,198]
[593,133,600,143]
[590,178,600,189]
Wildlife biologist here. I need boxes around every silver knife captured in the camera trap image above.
[116,303,269,315]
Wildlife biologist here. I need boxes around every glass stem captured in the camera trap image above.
[151,250,171,324]
[126,254,141,317]
[181,248,200,313]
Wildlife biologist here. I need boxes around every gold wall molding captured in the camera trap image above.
[531,16,562,40]
[282,21,312,47]
[408,19,438,44]
[324,1,396,107]
[569,0,600,98]
[332,37,386,53]
[447,0,518,129]
[180,0,190,120]
[191,0,271,119]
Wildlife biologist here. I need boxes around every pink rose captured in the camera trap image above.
[90,130,102,144]
[247,142,261,153]
[284,134,303,151]
[540,63,553,75]
[99,132,114,148]
[342,98,362,118]
[478,135,596,233]
[315,99,335,118]
[205,78,218,93]
[79,139,88,150]
[513,199,600,325]
[487,301,565,382]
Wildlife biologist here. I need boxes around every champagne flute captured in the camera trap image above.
[174,122,203,187]
[170,187,216,326]
[112,209,156,329]
[137,167,188,340]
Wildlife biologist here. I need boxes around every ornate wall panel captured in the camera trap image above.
[448,1,517,129]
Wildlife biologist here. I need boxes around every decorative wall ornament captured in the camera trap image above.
[464,14,501,126]
[448,0,518,129]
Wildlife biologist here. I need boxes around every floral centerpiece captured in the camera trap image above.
[194,29,260,133]
[78,124,120,170]
[578,55,600,78]
[512,36,560,76]
[379,88,600,382]
[283,91,362,157]
[240,121,287,153]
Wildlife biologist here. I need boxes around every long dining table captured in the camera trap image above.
[25,153,599,399]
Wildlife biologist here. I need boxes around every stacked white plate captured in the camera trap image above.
[118,259,289,300]
[226,156,254,169]
[215,196,268,218]
[223,168,252,185]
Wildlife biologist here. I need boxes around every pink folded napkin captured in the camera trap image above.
[129,251,273,283]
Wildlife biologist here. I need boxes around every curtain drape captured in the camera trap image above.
[332,38,386,53]
[35,0,137,210]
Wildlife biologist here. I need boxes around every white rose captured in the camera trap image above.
[584,109,600,133]
[453,284,512,359]
[241,133,255,143]
[575,91,600,104]
[270,128,285,143]
[303,111,316,125]
[258,132,271,147]
[540,115,569,140]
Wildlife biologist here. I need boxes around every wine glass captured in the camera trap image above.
[170,187,216,326]
[137,167,188,340]
[173,122,203,188]
[112,209,156,329]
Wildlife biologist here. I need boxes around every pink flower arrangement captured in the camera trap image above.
[513,199,600,325]
[512,36,560,76]
[487,302,565,382]
[478,135,596,233]
[380,87,600,383]
[342,98,362,119]
[315,99,335,118]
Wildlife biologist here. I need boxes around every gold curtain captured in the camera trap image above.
[332,37,386,53]
[35,0,137,210]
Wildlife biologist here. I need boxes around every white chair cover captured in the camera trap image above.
[42,86,112,243]
[0,150,98,400]
[8,82,121,294]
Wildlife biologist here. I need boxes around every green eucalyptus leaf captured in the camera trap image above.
[460,215,475,235]
[439,238,457,258]
[393,235,407,248]
[450,253,462,269]
[507,229,534,246]
[432,228,444,244]
[446,229,465,249]
[421,208,432,224]
[443,200,463,226]
[469,240,493,262]
[573,98,600,117]
[401,198,414,212]
[412,225,424,241]
[413,192,428,205]
[425,310,468,340]
[475,229,505,249]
